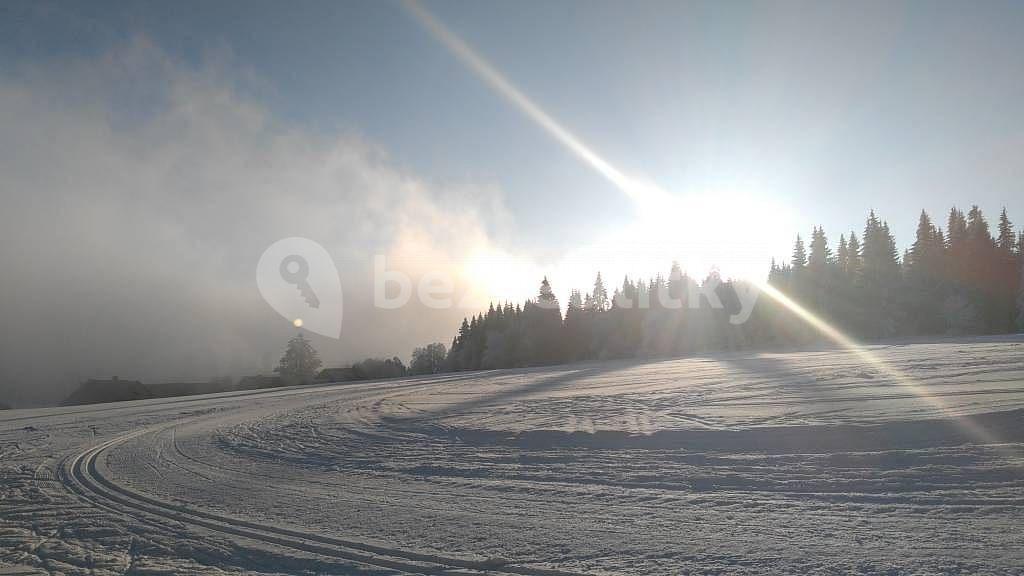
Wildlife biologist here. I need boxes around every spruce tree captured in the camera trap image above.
[616,276,639,309]
[590,272,609,312]
[524,277,565,364]
[906,210,945,333]
[538,276,557,307]
[860,211,901,337]
[564,289,587,361]
[791,235,807,269]
[997,208,1015,253]
[808,227,832,270]
[568,290,583,311]
[965,206,999,331]
[946,207,968,281]
[274,333,322,385]
[804,227,833,317]
[994,208,1018,332]
[908,211,943,274]
[947,207,968,248]
[847,231,862,278]
[836,234,849,275]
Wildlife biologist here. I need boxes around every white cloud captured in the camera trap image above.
[0,38,515,405]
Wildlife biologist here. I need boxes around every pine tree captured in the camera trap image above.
[965,205,1000,331]
[941,206,974,332]
[615,275,639,309]
[524,277,565,364]
[791,235,807,269]
[786,234,811,321]
[832,231,859,332]
[862,211,899,278]
[589,272,609,312]
[946,207,968,281]
[836,234,849,275]
[564,290,588,361]
[274,333,322,385]
[808,227,832,270]
[947,207,968,249]
[583,293,594,311]
[998,208,1015,253]
[538,276,557,308]
[994,208,1018,332]
[906,210,945,333]
[619,275,644,354]
[847,231,862,278]
[859,211,901,337]
[449,317,472,370]
[908,211,943,272]
[465,314,483,370]
[568,290,583,311]
[966,206,993,253]
[803,227,834,317]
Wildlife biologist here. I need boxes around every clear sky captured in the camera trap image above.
[2,0,1023,404]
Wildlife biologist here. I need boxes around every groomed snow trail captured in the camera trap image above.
[3,338,1024,574]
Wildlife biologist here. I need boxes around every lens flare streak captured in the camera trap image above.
[404,0,670,207]
[755,281,1005,447]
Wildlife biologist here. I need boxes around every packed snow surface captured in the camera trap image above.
[3,338,1024,574]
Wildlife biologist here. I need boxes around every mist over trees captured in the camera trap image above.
[435,205,1024,372]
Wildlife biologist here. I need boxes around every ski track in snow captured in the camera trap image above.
[2,338,1024,574]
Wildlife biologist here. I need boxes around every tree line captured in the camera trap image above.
[277,204,1023,382]
[767,206,1022,340]
[421,204,1024,373]
[274,333,452,384]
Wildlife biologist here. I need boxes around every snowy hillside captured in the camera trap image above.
[2,337,1023,574]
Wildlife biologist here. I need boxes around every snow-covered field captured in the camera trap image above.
[3,337,1024,575]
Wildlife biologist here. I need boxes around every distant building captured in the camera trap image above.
[61,377,152,406]
[316,367,357,382]
[147,380,235,399]
[235,375,283,390]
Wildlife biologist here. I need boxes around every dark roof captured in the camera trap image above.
[60,378,152,406]
[147,381,234,398]
[236,375,283,389]
[316,367,356,380]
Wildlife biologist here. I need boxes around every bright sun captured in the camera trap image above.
[461,186,792,308]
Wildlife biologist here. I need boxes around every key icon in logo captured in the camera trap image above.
[257,237,343,339]
[279,254,320,308]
